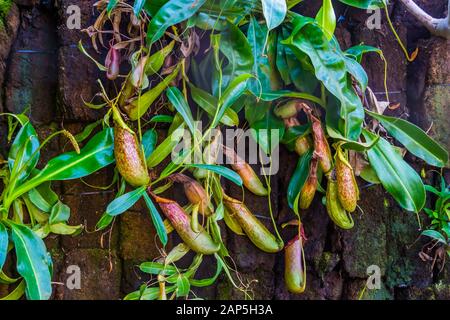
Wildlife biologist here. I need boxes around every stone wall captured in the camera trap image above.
[0,0,448,300]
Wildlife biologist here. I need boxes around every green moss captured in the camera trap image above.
[385,258,413,288]
[0,0,12,28]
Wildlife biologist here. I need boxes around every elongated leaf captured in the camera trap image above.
[140,261,177,275]
[247,17,271,94]
[27,181,58,213]
[36,128,114,181]
[0,280,26,300]
[0,223,7,270]
[143,193,168,246]
[261,0,287,30]
[190,258,223,287]
[49,201,70,225]
[421,230,447,244]
[278,26,319,94]
[11,128,114,201]
[74,120,102,143]
[142,129,158,160]
[133,0,146,16]
[327,126,378,151]
[287,150,313,211]
[146,0,207,44]
[188,164,243,186]
[366,110,449,167]
[283,15,364,140]
[10,223,52,300]
[251,109,285,154]
[346,45,381,62]
[254,89,324,106]
[96,213,115,231]
[189,84,239,127]
[107,0,119,13]
[107,186,146,217]
[146,41,175,76]
[176,275,191,297]
[338,0,384,9]
[167,87,196,135]
[212,73,252,128]
[129,65,180,120]
[214,21,253,91]
[363,129,426,212]
[147,125,185,168]
[316,0,336,40]
[8,122,40,183]
[0,271,19,285]
[149,115,174,124]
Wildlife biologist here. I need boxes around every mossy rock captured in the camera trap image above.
[0,0,13,29]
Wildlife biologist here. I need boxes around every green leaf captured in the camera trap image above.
[49,201,70,225]
[32,128,114,181]
[143,193,168,246]
[139,261,177,275]
[27,181,58,213]
[147,125,185,168]
[166,87,196,135]
[0,280,26,300]
[366,110,449,167]
[261,0,287,30]
[421,230,447,244]
[145,41,175,76]
[189,84,239,127]
[74,120,102,143]
[77,41,107,71]
[316,0,336,40]
[212,73,252,128]
[287,150,313,212]
[9,222,52,300]
[106,186,146,217]
[107,0,119,14]
[8,121,40,183]
[0,270,19,285]
[0,223,8,270]
[363,129,426,213]
[146,0,207,44]
[346,45,381,63]
[338,0,384,9]
[142,129,158,161]
[213,21,253,91]
[327,125,378,152]
[149,115,174,124]
[133,0,146,16]
[247,17,272,94]
[49,223,83,236]
[283,15,364,140]
[253,89,324,107]
[10,128,115,202]
[245,97,271,125]
[176,275,191,297]
[187,164,243,186]
[280,26,318,94]
[251,109,285,154]
[95,213,115,231]
[129,65,180,120]
[190,258,223,287]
